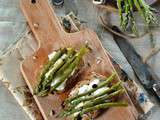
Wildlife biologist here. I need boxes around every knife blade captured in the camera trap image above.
[111,26,160,100]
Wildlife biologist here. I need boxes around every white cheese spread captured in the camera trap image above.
[48,51,57,60]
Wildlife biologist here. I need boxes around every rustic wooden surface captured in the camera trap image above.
[0,30,43,120]
[0,0,42,119]
[0,0,26,55]
[0,81,30,120]
[20,0,138,120]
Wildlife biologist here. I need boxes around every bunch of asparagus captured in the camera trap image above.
[117,0,157,35]
[59,73,128,119]
[35,46,88,96]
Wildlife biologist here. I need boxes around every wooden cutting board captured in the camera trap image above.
[20,0,138,120]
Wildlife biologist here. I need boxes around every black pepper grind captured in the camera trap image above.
[52,0,64,6]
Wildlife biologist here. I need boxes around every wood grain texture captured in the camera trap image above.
[20,0,138,120]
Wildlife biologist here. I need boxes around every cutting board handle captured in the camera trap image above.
[20,0,66,48]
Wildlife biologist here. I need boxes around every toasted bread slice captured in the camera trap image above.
[36,46,88,96]
[62,73,119,120]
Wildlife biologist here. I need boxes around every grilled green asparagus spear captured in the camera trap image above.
[66,72,116,103]
[80,102,128,115]
[139,0,157,25]
[61,101,127,117]
[35,48,66,94]
[71,81,122,106]
[117,0,124,28]
[55,54,76,76]
[80,89,125,109]
[50,46,88,91]
[46,48,75,79]
[122,0,130,31]
[133,0,146,23]
[41,48,67,80]
[41,48,75,89]
[67,88,125,114]
[36,48,75,96]
[127,0,138,35]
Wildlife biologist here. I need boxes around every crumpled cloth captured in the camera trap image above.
[0,0,26,55]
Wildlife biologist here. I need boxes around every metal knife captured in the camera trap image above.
[111,26,160,100]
